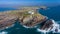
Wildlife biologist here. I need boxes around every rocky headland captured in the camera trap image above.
[0,7,56,32]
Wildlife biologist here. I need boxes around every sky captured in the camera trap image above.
[0,0,60,7]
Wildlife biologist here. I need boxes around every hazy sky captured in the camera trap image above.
[0,0,60,7]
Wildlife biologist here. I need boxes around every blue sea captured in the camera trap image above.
[0,6,60,34]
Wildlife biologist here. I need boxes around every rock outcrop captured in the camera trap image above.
[0,7,54,31]
[40,19,54,30]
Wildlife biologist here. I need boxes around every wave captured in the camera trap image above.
[0,31,8,34]
[37,20,60,34]
[22,19,60,33]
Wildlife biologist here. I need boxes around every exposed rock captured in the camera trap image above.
[18,8,48,28]
[39,19,54,31]
[0,7,51,30]
[0,14,18,30]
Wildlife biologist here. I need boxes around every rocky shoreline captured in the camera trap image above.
[0,7,58,32]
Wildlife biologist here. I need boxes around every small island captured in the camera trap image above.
[0,7,54,32]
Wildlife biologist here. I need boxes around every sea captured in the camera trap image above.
[0,6,60,34]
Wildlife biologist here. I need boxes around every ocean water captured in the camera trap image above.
[38,6,60,21]
[0,6,60,34]
[0,7,17,12]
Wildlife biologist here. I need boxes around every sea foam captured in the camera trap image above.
[37,20,60,33]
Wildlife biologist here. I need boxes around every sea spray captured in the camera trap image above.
[37,19,60,34]
[0,31,8,34]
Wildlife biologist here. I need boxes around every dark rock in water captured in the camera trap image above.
[38,19,54,31]
[55,28,58,32]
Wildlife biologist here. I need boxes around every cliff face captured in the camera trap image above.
[19,11,47,28]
